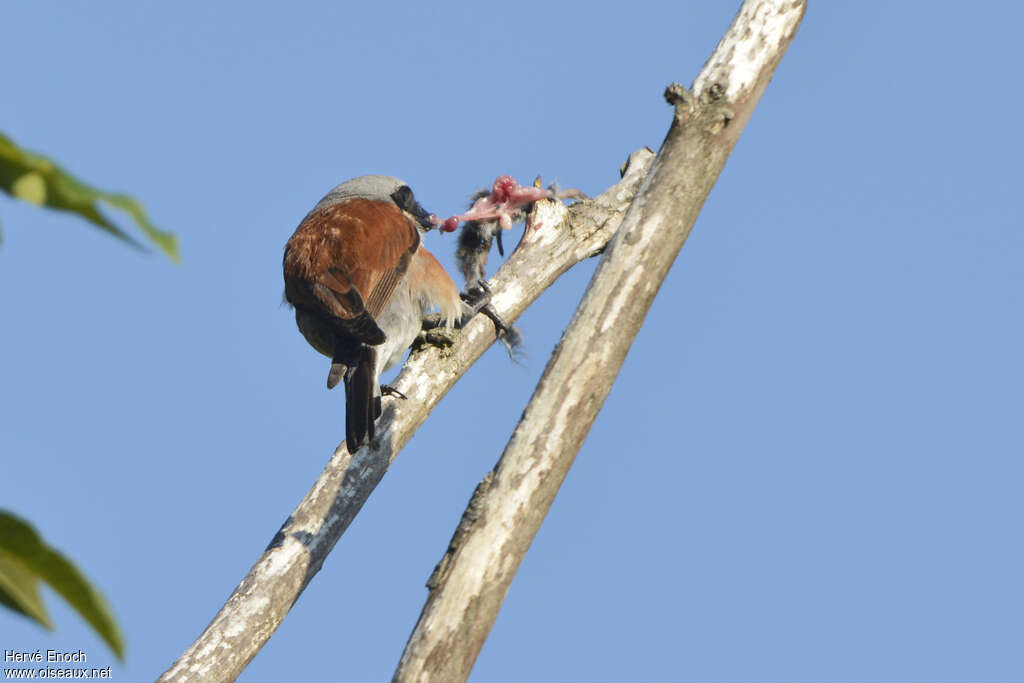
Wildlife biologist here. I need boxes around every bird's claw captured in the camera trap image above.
[414,328,456,350]
[458,282,524,357]
[380,384,408,400]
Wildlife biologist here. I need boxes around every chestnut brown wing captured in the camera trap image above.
[283,198,420,345]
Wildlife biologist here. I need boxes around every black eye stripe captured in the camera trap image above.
[390,185,416,212]
[391,185,433,228]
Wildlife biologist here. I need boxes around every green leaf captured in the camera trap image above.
[0,511,125,660]
[0,550,52,628]
[0,131,179,262]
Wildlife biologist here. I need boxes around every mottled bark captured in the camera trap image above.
[156,154,655,683]
[158,2,804,680]
[392,2,807,681]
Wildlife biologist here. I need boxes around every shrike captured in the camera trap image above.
[283,175,463,453]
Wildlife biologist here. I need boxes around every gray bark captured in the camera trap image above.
[392,1,807,681]
[157,152,656,683]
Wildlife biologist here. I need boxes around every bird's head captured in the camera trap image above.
[314,175,450,233]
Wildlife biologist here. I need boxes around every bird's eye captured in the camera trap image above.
[390,185,416,212]
[391,185,434,229]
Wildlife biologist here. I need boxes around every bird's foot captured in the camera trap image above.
[420,281,523,360]
[380,384,408,400]
[420,312,447,331]
[413,328,456,350]
[457,281,524,359]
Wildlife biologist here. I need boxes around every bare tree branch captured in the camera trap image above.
[156,151,656,683]
[391,2,807,681]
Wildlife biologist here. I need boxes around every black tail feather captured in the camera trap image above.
[329,337,360,390]
[327,362,346,390]
[344,346,376,453]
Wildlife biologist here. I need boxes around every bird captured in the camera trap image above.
[283,175,464,453]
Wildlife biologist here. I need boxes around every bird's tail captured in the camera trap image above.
[344,346,377,453]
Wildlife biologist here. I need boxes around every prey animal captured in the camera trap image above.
[449,176,588,351]
[450,175,587,287]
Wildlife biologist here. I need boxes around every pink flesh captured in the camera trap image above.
[440,175,553,233]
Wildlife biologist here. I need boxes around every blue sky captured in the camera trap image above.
[3,1,1022,681]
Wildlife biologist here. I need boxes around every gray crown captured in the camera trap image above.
[313,175,408,211]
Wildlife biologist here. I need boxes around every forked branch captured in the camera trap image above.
[393,1,806,681]
[159,1,804,680]
[157,152,656,683]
